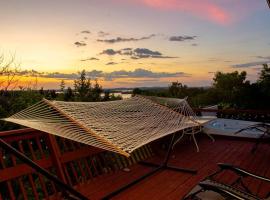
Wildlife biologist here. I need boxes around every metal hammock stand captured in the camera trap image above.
[101,131,198,200]
[2,96,208,199]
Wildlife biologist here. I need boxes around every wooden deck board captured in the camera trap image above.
[74,135,270,200]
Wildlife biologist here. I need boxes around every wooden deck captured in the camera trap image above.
[75,135,270,200]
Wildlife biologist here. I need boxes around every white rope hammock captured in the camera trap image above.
[3,95,201,157]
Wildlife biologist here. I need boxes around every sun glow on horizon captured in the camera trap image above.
[0,0,269,89]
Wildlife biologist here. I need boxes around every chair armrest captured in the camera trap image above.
[199,179,260,200]
[218,163,270,183]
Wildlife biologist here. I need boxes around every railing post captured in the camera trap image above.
[46,134,67,184]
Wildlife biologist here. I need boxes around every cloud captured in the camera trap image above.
[106,62,118,65]
[100,48,178,59]
[256,56,270,60]
[191,43,198,46]
[130,48,178,59]
[81,30,91,34]
[117,0,231,25]
[169,36,197,42]
[80,57,99,61]
[74,41,87,47]
[14,69,43,77]
[97,34,156,43]
[100,49,121,55]
[232,60,270,68]
[42,72,78,79]
[17,68,190,81]
[208,58,219,62]
[87,70,103,78]
[98,31,110,37]
[133,48,161,56]
[101,68,190,80]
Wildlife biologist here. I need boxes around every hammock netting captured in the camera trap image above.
[3,96,200,157]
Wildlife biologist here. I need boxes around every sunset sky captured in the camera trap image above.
[0,0,270,89]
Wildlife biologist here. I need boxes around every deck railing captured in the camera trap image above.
[0,128,153,199]
[193,108,270,122]
[0,108,269,199]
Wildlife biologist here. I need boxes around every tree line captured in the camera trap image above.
[133,64,270,109]
[0,64,122,130]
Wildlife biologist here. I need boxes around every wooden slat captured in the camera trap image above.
[0,156,52,181]
[64,136,270,200]
[18,141,40,200]
[60,146,104,163]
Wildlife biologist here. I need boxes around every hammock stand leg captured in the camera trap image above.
[102,132,197,200]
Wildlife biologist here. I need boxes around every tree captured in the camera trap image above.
[258,64,270,85]
[0,54,21,91]
[103,90,110,101]
[39,87,44,95]
[73,70,103,101]
[74,70,92,101]
[213,71,250,107]
[255,64,270,108]
[132,88,142,96]
[64,87,74,101]
[60,80,65,92]
[168,81,188,98]
[91,79,102,101]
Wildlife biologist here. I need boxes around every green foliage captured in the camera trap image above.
[132,88,143,96]
[168,81,188,98]
[74,70,92,101]
[256,64,270,108]
[132,66,270,109]
[103,90,110,101]
[212,71,250,107]
[74,70,103,101]
[109,93,123,101]
[59,80,65,92]
[258,64,270,84]
[0,90,43,130]
[64,87,75,101]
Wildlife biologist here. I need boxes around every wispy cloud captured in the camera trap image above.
[100,48,178,59]
[100,49,121,55]
[74,41,87,47]
[16,68,190,81]
[106,62,118,65]
[97,34,156,43]
[97,68,190,81]
[81,30,91,34]
[80,57,99,61]
[256,56,270,60]
[169,35,196,42]
[232,60,270,68]
[98,31,110,37]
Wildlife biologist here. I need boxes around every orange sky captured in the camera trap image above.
[0,0,269,89]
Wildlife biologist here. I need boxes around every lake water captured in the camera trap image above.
[101,92,132,99]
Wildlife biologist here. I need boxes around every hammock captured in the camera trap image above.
[3,95,201,157]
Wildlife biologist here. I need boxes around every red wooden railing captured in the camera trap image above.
[1,108,269,199]
[0,128,153,199]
